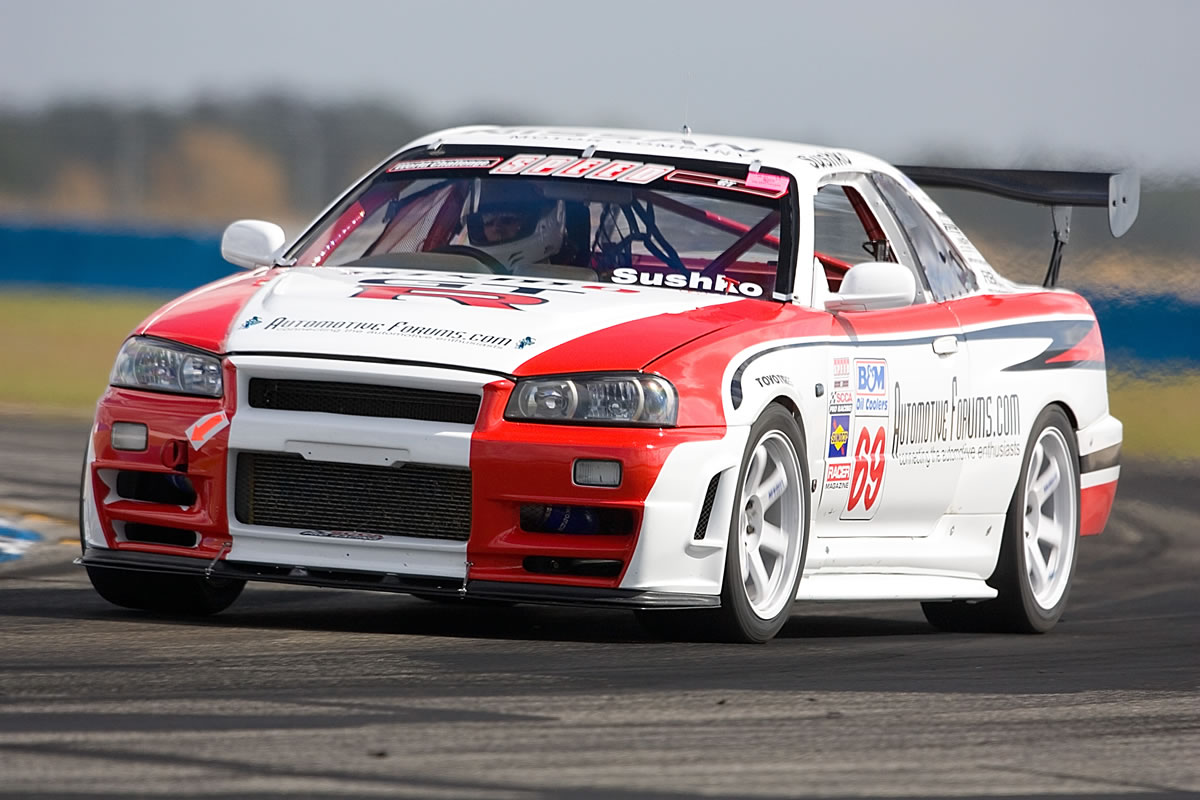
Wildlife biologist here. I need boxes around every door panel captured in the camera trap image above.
[813,303,966,537]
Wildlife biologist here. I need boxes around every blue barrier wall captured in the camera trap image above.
[0,221,233,293]
[0,221,1195,367]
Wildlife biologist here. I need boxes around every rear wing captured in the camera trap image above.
[896,166,1139,287]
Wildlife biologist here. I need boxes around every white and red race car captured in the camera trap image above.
[79,126,1134,642]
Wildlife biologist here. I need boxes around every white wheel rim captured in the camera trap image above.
[1022,426,1077,610]
[737,430,804,620]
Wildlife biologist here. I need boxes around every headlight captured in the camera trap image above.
[110,337,224,397]
[505,373,677,426]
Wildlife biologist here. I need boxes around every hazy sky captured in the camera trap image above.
[2,0,1196,178]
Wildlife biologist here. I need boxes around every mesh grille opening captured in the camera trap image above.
[115,471,196,506]
[235,451,471,541]
[123,524,198,548]
[248,378,481,424]
[694,473,722,540]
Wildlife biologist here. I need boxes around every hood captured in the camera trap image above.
[211,267,754,374]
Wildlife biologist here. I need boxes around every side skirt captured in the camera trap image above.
[796,571,998,601]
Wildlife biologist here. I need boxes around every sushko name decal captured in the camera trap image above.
[609,268,764,297]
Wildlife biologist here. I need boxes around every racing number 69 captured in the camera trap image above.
[848,426,886,511]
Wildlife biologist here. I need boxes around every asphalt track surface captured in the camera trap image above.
[1,415,1197,799]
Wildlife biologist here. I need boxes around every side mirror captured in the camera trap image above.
[221,220,287,270]
[824,261,916,312]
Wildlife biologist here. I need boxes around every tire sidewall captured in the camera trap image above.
[721,405,810,642]
[1003,405,1081,631]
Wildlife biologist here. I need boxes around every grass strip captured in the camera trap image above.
[0,288,1195,459]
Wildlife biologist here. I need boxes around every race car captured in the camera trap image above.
[78,125,1134,642]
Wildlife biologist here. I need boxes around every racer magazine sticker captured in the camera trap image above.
[825,462,851,490]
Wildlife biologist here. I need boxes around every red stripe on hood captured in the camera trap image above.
[513,298,778,376]
[136,270,277,353]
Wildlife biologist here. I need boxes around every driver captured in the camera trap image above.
[465,180,566,273]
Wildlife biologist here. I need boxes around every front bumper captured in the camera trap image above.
[84,355,740,601]
[78,547,720,609]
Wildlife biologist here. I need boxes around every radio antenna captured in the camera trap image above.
[681,69,694,142]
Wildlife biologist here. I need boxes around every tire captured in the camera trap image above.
[79,445,245,616]
[86,566,245,616]
[636,405,809,643]
[922,405,1080,634]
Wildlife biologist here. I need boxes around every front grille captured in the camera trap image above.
[248,378,481,424]
[234,452,471,541]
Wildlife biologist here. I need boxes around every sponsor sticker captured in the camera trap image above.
[854,358,889,416]
[240,316,262,329]
[754,374,791,388]
[825,462,851,490]
[746,172,790,193]
[186,411,229,451]
[254,316,526,349]
[353,280,549,310]
[299,530,385,541]
[798,151,853,170]
[665,169,790,199]
[386,157,504,173]
[828,414,850,458]
[828,387,852,414]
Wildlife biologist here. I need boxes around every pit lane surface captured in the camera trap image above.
[1,416,1197,799]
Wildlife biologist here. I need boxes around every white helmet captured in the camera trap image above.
[466,180,565,272]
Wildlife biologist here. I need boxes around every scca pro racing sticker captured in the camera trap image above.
[491,154,674,185]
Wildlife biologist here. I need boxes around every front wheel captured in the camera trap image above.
[636,406,809,643]
[923,405,1080,633]
[86,567,245,616]
[716,405,810,642]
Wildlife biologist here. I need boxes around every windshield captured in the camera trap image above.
[290,151,792,300]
